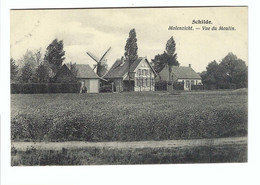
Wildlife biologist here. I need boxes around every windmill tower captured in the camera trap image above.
[86,47,111,77]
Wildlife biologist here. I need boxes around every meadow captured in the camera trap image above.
[11,144,247,166]
[11,89,248,142]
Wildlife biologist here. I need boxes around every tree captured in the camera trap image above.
[67,62,78,77]
[124,29,138,64]
[166,36,176,56]
[35,64,50,83]
[44,38,65,76]
[200,60,220,89]
[124,29,138,91]
[218,52,247,88]
[10,58,19,82]
[152,37,179,75]
[34,48,43,65]
[19,49,40,70]
[201,53,248,89]
[20,63,33,83]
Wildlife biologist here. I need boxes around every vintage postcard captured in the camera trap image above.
[10,7,248,166]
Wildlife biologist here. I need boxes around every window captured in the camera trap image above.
[138,69,141,76]
[145,78,148,86]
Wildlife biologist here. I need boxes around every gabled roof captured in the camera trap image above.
[171,66,201,79]
[53,64,77,83]
[75,64,100,79]
[104,57,156,78]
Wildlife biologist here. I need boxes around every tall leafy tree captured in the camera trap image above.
[44,38,65,76]
[152,36,179,75]
[124,29,138,65]
[166,36,176,56]
[10,58,19,82]
[124,29,138,91]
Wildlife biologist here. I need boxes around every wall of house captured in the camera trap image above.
[113,78,123,92]
[133,59,155,91]
[177,79,202,91]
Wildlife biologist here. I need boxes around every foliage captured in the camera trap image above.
[35,64,50,83]
[11,144,247,166]
[124,28,138,65]
[10,58,19,82]
[44,38,65,76]
[18,49,43,68]
[152,52,179,73]
[11,90,247,142]
[152,37,179,74]
[99,84,112,92]
[20,63,33,83]
[201,53,247,89]
[165,36,176,56]
[11,83,81,94]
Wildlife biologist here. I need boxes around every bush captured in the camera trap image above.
[155,81,167,91]
[173,82,184,90]
[191,85,203,91]
[100,85,112,93]
[11,83,81,94]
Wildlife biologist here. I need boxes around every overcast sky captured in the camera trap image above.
[10,7,247,72]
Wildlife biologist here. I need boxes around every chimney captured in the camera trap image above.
[189,64,191,68]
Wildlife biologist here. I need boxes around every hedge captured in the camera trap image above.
[11,83,81,94]
[155,81,167,91]
[191,85,203,91]
[173,82,184,90]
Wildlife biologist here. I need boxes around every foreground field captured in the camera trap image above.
[11,89,248,142]
[11,143,247,165]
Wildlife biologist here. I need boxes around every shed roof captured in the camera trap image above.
[75,64,99,79]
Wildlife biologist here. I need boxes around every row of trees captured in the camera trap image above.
[201,52,248,89]
[11,39,78,83]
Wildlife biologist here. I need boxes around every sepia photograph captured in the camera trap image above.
[9,7,248,166]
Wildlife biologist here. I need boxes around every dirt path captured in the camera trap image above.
[12,137,247,151]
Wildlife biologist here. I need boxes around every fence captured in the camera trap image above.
[11,83,81,94]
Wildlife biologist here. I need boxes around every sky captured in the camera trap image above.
[10,7,248,72]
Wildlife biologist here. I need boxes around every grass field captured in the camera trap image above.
[11,144,247,165]
[11,89,248,142]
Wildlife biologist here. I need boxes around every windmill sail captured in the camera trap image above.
[86,47,111,77]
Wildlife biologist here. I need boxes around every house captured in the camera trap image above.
[53,64,78,83]
[104,57,157,92]
[75,64,100,93]
[157,64,202,91]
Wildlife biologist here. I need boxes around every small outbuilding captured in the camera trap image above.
[75,64,100,93]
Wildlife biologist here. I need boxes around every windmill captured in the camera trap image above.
[86,47,111,77]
